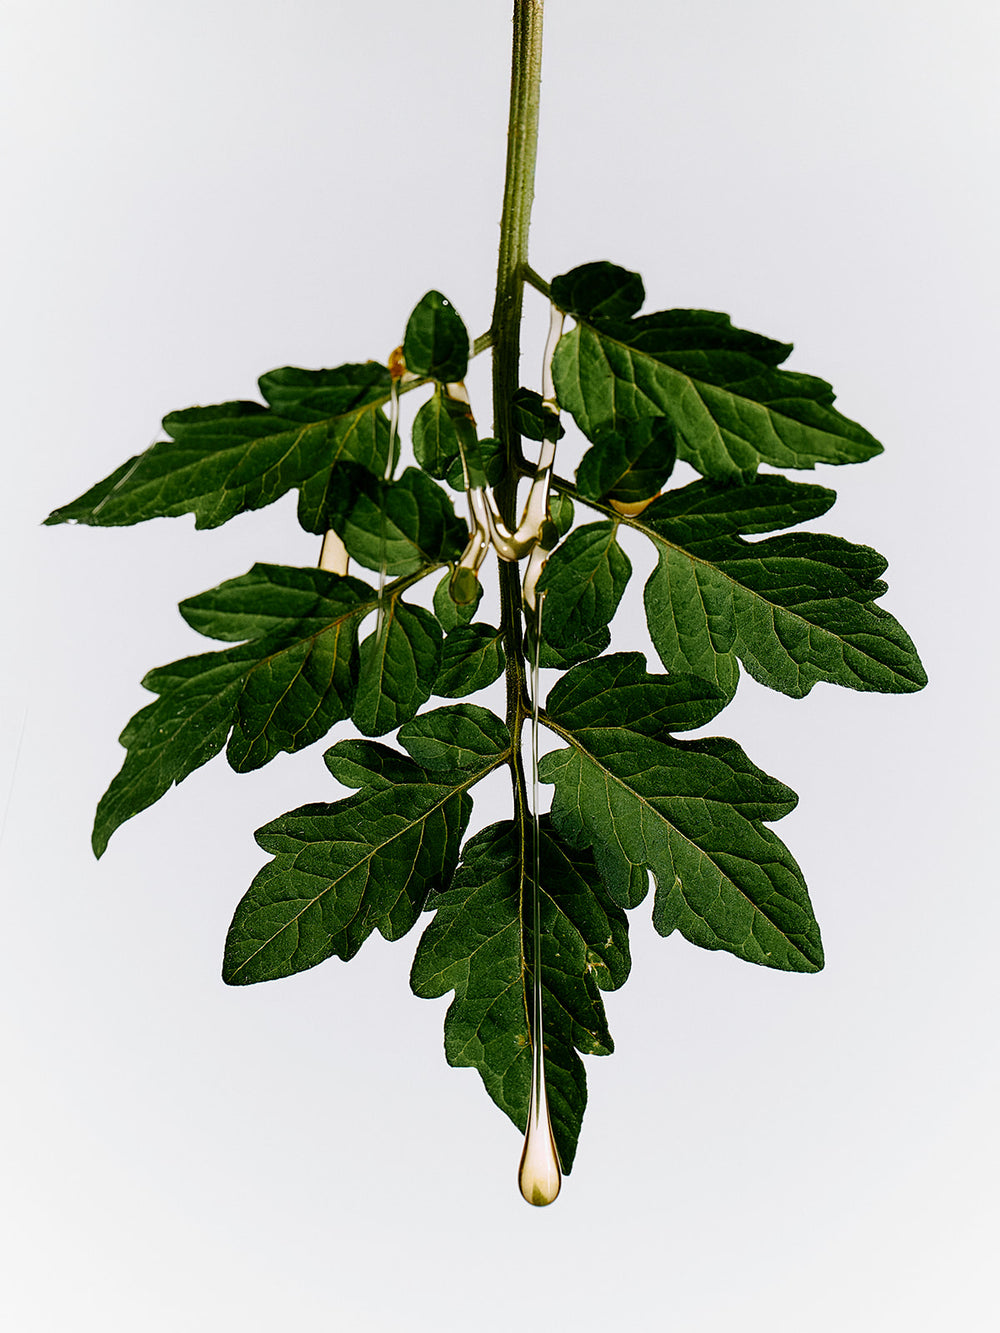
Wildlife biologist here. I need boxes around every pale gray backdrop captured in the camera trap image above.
[2,1,998,1329]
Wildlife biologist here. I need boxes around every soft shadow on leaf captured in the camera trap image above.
[575,416,677,506]
[398,703,510,771]
[413,386,462,479]
[514,387,566,443]
[432,570,484,632]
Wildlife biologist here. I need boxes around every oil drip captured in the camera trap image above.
[518,591,562,1207]
[375,368,401,638]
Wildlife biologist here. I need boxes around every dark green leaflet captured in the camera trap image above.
[551,260,882,481]
[93,565,377,856]
[45,364,397,533]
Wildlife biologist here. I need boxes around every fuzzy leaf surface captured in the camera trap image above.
[45,364,395,532]
[539,654,823,971]
[551,261,881,480]
[403,291,469,383]
[413,387,462,478]
[433,624,506,697]
[445,435,504,491]
[575,416,677,506]
[626,475,927,698]
[334,468,467,575]
[398,704,511,771]
[514,388,565,443]
[351,600,443,737]
[223,724,508,985]
[410,818,630,1171]
[532,625,611,670]
[93,566,376,855]
[536,521,632,647]
[433,571,483,632]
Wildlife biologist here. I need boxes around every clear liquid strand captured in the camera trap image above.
[375,375,400,639]
[518,592,562,1207]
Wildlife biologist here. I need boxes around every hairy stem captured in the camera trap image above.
[493,0,545,1070]
[493,0,544,745]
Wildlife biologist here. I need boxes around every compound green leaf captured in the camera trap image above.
[334,467,468,575]
[536,521,632,647]
[551,260,882,481]
[575,416,677,506]
[93,565,376,856]
[403,291,469,383]
[539,658,822,972]
[222,735,504,985]
[629,474,927,698]
[351,599,443,736]
[410,818,630,1171]
[432,623,506,697]
[45,363,395,532]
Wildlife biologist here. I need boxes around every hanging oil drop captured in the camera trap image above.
[518,592,562,1207]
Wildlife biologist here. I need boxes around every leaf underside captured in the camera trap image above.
[58,272,926,1172]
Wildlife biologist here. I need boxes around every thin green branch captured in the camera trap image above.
[493,0,544,531]
[523,265,551,299]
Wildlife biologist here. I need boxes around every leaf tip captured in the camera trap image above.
[220,957,245,987]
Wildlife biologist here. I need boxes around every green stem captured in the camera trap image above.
[493,1,545,1064]
[493,0,544,526]
[493,0,544,762]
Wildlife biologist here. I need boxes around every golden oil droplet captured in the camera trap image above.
[518,1074,562,1206]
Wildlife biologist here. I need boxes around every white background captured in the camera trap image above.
[2,2,998,1329]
